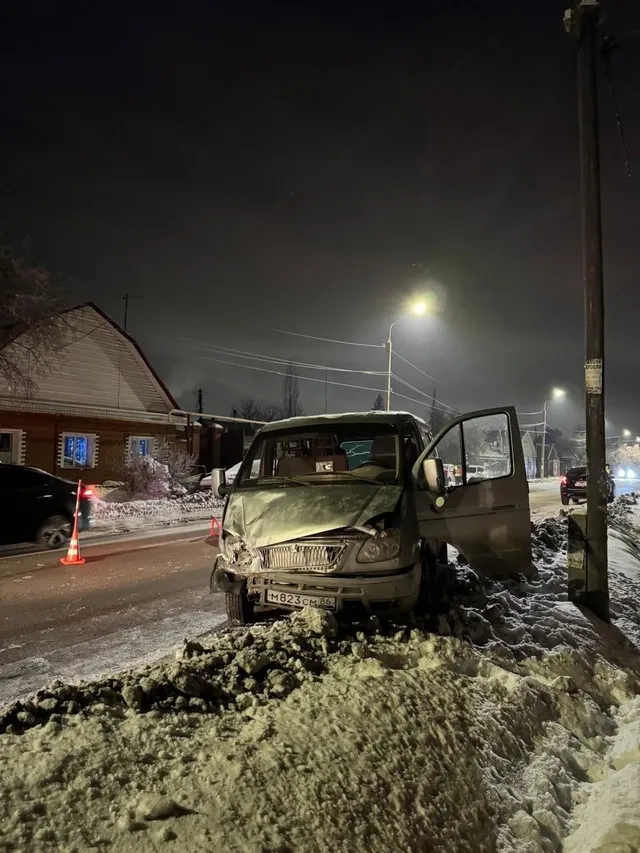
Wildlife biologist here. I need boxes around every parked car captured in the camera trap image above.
[560,465,614,505]
[0,464,95,548]
[206,407,532,623]
[466,464,486,482]
[200,460,251,491]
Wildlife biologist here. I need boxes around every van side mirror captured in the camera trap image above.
[422,458,445,494]
[211,468,228,499]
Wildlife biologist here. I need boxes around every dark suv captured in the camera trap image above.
[560,466,614,505]
[0,465,95,548]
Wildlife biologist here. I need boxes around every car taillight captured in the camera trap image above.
[560,476,567,485]
[81,486,95,498]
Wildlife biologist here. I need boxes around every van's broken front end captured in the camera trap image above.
[211,523,422,618]
[209,413,426,622]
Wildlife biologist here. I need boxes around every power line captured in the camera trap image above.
[390,373,458,412]
[391,388,460,415]
[181,351,387,395]
[175,339,387,376]
[392,350,445,387]
[602,37,635,192]
[270,328,384,349]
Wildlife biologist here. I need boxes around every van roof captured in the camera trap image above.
[258,410,429,434]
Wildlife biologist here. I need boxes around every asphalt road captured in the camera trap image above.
[2,480,639,709]
[0,526,225,707]
[528,477,640,518]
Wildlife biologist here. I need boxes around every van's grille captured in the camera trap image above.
[260,543,345,571]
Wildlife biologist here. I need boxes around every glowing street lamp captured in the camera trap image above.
[541,388,566,477]
[385,297,433,410]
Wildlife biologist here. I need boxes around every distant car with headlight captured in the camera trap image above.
[560,465,615,505]
[206,408,533,623]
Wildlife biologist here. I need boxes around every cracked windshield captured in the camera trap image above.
[237,424,409,486]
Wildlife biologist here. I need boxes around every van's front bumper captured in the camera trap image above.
[211,559,421,616]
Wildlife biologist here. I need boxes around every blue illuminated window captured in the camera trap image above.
[62,434,96,468]
[129,436,154,458]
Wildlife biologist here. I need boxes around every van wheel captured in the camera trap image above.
[225,587,255,625]
[37,516,71,549]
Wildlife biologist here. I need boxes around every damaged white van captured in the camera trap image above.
[208,408,532,623]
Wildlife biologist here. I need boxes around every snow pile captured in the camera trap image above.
[92,490,224,533]
[437,507,640,654]
[1,507,640,851]
[0,607,639,852]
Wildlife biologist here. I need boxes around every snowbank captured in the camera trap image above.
[1,501,640,851]
[92,491,224,534]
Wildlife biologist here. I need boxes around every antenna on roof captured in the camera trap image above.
[122,293,143,331]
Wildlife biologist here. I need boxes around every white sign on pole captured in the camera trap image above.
[585,359,603,394]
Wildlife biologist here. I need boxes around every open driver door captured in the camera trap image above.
[412,406,532,577]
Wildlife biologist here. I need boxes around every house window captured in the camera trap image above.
[129,436,154,458]
[0,429,25,464]
[62,434,97,469]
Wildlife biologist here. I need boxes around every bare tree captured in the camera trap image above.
[234,396,281,424]
[281,362,303,418]
[0,250,67,396]
[372,393,385,411]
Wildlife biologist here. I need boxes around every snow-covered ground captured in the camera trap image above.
[1,499,640,851]
[92,490,224,535]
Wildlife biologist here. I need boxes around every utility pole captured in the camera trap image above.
[385,338,393,411]
[122,293,143,332]
[541,400,547,479]
[565,0,609,621]
[197,388,203,415]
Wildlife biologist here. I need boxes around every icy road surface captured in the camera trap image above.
[529,476,640,518]
[0,528,225,707]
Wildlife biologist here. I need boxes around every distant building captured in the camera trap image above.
[0,302,198,481]
[521,432,538,480]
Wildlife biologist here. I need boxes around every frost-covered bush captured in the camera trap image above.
[109,439,197,499]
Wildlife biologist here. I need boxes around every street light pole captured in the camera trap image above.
[541,400,548,479]
[385,320,397,411]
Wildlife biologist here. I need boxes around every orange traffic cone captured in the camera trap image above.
[60,479,86,566]
[209,516,221,541]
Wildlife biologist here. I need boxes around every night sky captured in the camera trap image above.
[2,1,640,436]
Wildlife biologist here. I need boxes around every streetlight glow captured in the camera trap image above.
[623,429,631,437]
[410,300,428,316]
[551,387,566,400]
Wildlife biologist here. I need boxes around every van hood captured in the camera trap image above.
[223,484,403,548]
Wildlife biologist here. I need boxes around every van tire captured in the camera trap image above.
[225,588,255,625]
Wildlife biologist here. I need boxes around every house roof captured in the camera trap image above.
[0,301,179,416]
[61,301,179,410]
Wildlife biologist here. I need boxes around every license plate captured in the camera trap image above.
[575,480,586,487]
[265,589,337,611]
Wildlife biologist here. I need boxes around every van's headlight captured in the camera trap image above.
[357,531,402,563]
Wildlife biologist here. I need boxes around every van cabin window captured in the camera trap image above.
[237,423,401,486]
[428,413,513,486]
